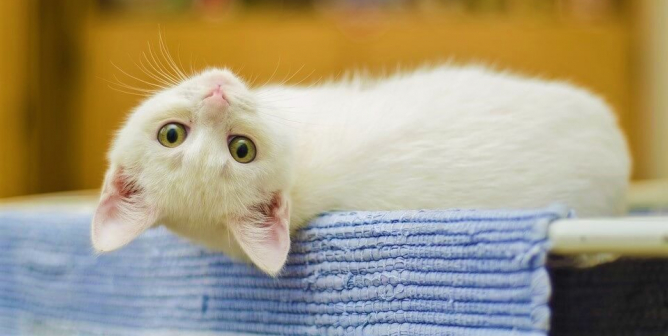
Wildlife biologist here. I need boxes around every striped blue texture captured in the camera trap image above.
[0,208,564,335]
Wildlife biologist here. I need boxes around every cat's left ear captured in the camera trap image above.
[91,166,159,252]
[231,192,291,276]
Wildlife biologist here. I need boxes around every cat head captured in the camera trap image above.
[91,68,294,276]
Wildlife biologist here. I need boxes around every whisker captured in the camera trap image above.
[97,75,152,94]
[290,69,316,87]
[134,55,172,87]
[158,30,189,81]
[176,44,192,78]
[262,57,281,86]
[235,64,246,74]
[277,64,305,86]
[189,52,195,76]
[111,61,166,90]
[142,50,178,87]
[107,84,151,97]
[246,73,260,87]
[147,42,180,85]
[109,75,159,94]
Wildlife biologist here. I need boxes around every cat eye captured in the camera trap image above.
[157,123,187,148]
[228,136,256,163]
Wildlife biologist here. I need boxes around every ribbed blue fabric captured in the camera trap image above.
[0,208,564,335]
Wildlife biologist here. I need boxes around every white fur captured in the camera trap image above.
[92,65,631,275]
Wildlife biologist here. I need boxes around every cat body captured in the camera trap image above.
[92,65,631,275]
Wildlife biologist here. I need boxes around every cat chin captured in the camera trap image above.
[163,220,247,259]
[162,190,287,257]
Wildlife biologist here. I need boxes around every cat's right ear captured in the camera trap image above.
[91,166,158,252]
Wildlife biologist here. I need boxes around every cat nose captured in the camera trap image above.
[204,84,229,106]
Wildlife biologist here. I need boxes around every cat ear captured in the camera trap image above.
[91,166,158,252]
[232,192,291,276]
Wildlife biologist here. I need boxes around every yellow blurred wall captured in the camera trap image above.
[0,0,30,198]
[640,0,668,178]
[2,1,666,197]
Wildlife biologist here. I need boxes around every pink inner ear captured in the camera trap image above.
[91,168,157,252]
[232,192,291,276]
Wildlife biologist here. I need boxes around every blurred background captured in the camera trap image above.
[0,0,666,199]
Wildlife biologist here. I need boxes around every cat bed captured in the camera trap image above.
[0,206,562,336]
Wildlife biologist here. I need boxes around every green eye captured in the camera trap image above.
[228,136,256,163]
[158,123,187,148]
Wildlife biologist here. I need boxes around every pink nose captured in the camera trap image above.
[205,84,228,105]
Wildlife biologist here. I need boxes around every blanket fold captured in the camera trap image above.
[0,208,564,336]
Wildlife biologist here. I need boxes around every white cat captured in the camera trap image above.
[91,65,631,275]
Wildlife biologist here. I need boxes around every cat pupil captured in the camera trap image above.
[236,144,248,158]
[167,128,178,143]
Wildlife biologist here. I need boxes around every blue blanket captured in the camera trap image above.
[0,207,565,335]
